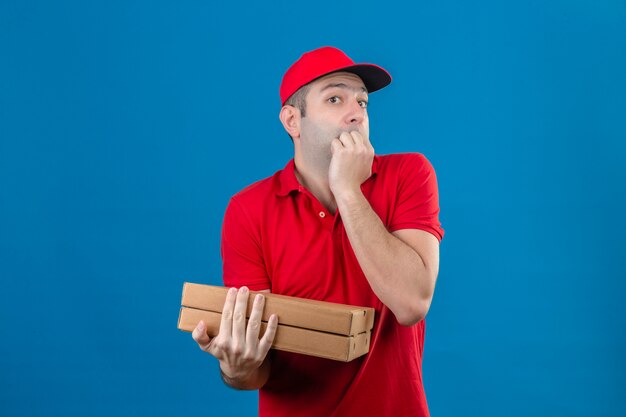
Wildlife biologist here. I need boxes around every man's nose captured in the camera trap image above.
[345,99,366,125]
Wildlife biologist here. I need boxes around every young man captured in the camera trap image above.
[192,46,444,417]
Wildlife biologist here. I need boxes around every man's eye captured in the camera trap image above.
[328,96,340,104]
[359,100,368,109]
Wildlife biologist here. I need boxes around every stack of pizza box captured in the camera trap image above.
[178,283,375,361]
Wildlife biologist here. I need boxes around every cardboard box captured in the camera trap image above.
[178,307,371,362]
[181,282,375,336]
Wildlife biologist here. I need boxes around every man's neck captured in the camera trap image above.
[293,154,337,214]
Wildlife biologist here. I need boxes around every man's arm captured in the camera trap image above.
[330,132,440,326]
[194,195,277,390]
[192,287,277,390]
[336,191,439,326]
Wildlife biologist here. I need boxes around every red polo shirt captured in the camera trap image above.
[221,153,444,417]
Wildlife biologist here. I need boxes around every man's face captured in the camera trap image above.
[298,72,369,160]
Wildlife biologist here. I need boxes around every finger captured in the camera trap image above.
[358,130,372,147]
[350,131,372,153]
[338,132,355,148]
[231,286,250,348]
[192,320,212,351]
[246,293,265,348]
[258,314,279,360]
[330,138,343,155]
[349,131,364,146]
[218,287,237,339]
[366,136,374,153]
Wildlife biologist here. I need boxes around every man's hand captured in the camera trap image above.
[328,131,374,198]
[191,286,278,389]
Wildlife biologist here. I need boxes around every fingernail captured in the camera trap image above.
[255,294,263,302]
[197,320,205,331]
[228,287,236,295]
[241,286,248,294]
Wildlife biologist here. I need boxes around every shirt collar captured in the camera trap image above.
[276,159,301,197]
[276,155,380,197]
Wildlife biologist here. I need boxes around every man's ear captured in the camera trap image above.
[279,105,301,139]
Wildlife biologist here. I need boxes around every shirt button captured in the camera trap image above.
[319,211,326,218]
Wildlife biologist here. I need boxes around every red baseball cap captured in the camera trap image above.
[280,46,392,105]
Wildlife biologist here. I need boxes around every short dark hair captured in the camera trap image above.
[284,84,310,117]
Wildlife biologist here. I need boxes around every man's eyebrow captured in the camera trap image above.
[319,83,368,94]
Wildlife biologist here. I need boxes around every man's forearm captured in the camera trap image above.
[221,356,271,390]
[336,190,435,325]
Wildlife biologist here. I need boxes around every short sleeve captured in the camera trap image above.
[388,153,444,242]
[220,197,271,290]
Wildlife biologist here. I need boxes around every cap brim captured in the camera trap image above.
[334,63,392,93]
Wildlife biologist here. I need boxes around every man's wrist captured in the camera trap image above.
[220,367,239,388]
[219,360,269,391]
[334,188,366,210]
[220,366,252,390]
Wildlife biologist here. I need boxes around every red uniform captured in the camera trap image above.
[222,152,444,417]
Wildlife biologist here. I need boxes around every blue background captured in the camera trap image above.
[1,1,625,416]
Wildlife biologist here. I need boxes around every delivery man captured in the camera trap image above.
[192,46,444,417]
